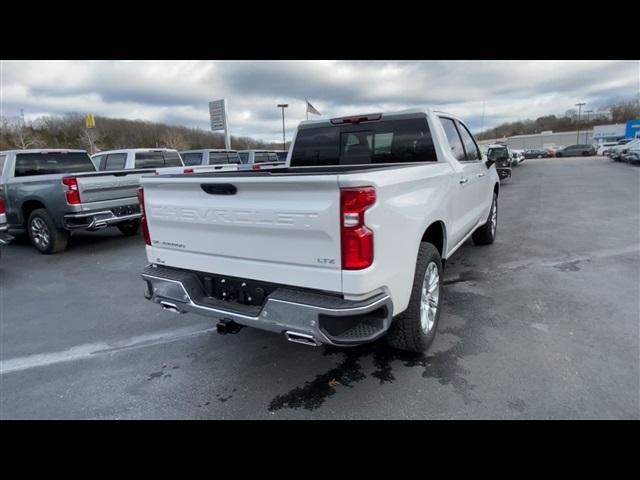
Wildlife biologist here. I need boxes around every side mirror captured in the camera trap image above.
[485,157,495,168]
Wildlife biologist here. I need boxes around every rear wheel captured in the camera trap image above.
[472,193,498,245]
[386,243,442,353]
[117,219,140,236]
[27,208,69,254]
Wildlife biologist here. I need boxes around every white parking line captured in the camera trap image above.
[0,323,216,375]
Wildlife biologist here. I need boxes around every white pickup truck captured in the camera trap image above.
[139,110,500,352]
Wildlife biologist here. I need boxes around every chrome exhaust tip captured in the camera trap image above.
[284,331,319,347]
[160,301,183,314]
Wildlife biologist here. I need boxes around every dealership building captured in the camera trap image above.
[478,120,640,150]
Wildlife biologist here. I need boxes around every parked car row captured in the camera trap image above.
[606,139,639,163]
[0,147,286,252]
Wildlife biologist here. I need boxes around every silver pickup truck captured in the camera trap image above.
[0,149,155,253]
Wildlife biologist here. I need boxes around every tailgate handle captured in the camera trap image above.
[201,184,237,195]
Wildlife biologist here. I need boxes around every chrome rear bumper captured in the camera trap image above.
[142,264,393,347]
[63,209,141,230]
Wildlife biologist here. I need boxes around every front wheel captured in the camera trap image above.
[117,219,140,236]
[386,243,443,353]
[472,193,498,245]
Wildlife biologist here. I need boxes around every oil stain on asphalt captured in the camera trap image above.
[268,288,492,412]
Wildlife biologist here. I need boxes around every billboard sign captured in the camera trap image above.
[209,99,230,149]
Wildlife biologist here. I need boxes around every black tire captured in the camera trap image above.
[556,152,562,157]
[472,193,498,246]
[117,219,140,236]
[385,243,443,353]
[27,208,69,254]
[537,154,542,158]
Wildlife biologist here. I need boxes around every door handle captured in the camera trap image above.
[477,172,486,178]
[459,178,469,184]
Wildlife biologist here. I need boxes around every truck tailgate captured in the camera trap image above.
[142,174,343,292]
[76,171,146,203]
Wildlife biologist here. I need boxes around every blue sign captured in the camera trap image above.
[626,119,640,139]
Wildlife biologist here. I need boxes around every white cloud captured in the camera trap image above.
[1,60,638,143]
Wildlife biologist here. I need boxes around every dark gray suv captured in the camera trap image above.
[555,144,596,157]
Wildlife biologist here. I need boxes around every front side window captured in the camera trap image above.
[239,152,249,164]
[228,152,241,164]
[92,155,105,170]
[456,121,481,161]
[439,117,466,162]
[267,152,279,162]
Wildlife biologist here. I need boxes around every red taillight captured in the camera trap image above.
[0,197,5,214]
[184,168,194,174]
[252,164,261,170]
[340,186,376,270]
[62,177,80,205]
[137,187,151,246]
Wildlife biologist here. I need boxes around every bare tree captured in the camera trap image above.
[4,118,41,149]
[78,128,102,154]
[159,129,188,150]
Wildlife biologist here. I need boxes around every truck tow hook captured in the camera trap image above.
[217,320,244,335]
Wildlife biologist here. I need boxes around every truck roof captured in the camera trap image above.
[0,148,88,154]
[297,108,460,130]
[180,149,238,154]
[92,148,179,157]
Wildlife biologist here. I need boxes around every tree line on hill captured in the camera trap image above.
[475,99,639,141]
[0,112,290,152]
[1,98,638,152]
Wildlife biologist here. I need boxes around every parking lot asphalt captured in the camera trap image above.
[1,156,638,419]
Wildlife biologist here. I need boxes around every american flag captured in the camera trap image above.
[306,99,321,116]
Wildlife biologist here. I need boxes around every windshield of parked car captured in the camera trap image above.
[290,118,437,166]
[14,152,96,177]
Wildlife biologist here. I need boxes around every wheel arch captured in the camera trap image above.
[421,220,447,268]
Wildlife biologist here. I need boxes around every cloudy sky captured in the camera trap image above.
[1,60,638,142]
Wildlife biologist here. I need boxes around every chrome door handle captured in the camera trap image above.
[459,178,469,184]
[477,172,486,178]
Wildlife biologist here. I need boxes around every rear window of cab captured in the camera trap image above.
[290,118,437,166]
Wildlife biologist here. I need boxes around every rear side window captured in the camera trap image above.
[134,151,182,168]
[239,152,249,164]
[163,151,182,167]
[439,118,466,162]
[104,153,127,170]
[290,118,436,166]
[209,152,231,164]
[456,121,481,161]
[268,152,279,162]
[14,152,96,177]
[182,153,203,166]
[254,152,269,164]
[135,152,165,168]
[228,152,241,164]
[276,151,287,162]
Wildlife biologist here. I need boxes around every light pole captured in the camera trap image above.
[277,104,288,151]
[575,102,586,144]
[585,110,593,143]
